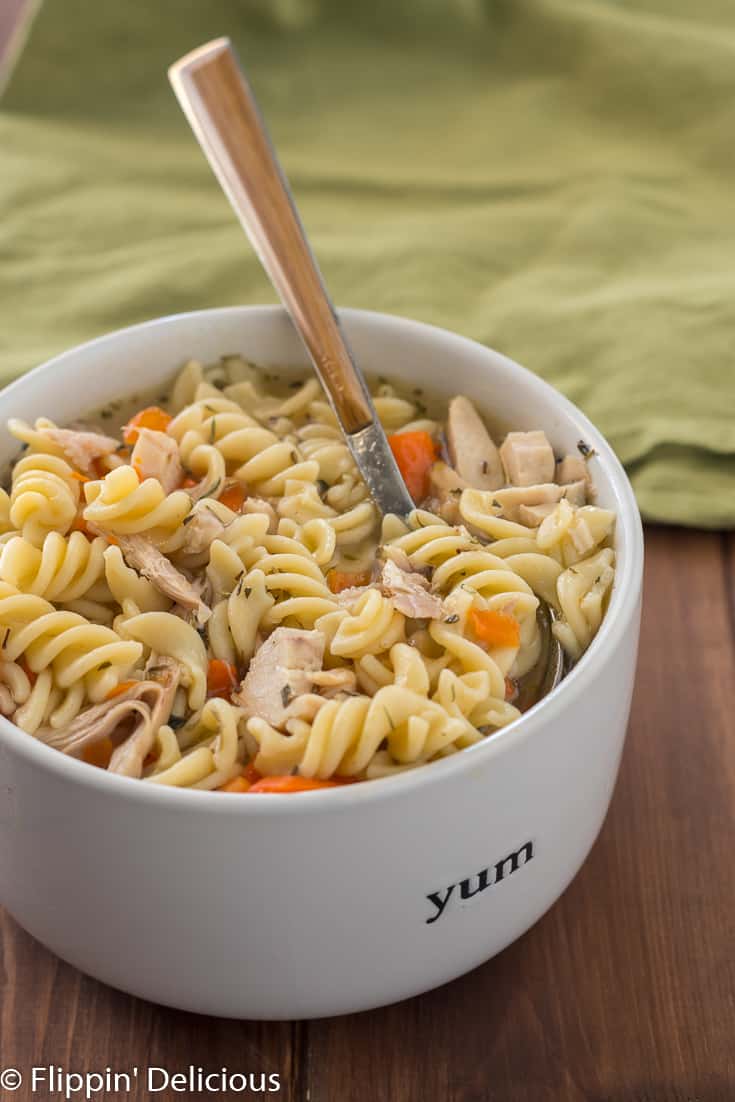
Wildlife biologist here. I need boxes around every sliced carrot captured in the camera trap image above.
[83,737,114,769]
[207,659,238,700]
[123,406,172,446]
[388,430,438,503]
[243,763,262,784]
[182,476,198,489]
[218,775,252,794]
[248,774,355,794]
[105,679,138,700]
[327,569,372,594]
[218,482,247,513]
[70,470,90,483]
[505,676,517,702]
[70,515,94,540]
[469,608,521,649]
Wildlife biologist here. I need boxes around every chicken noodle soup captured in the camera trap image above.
[0,357,615,791]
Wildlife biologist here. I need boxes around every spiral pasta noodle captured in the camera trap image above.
[0,354,616,789]
[0,580,142,705]
[83,465,192,542]
[10,453,80,545]
[0,531,107,604]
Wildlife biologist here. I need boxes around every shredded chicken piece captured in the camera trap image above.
[380,558,444,619]
[492,481,585,524]
[41,426,118,476]
[499,430,555,487]
[188,572,214,607]
[428,461,467,523]
[131,428,183,493]
[37,657,180,779]
[234,627,326,727]
[518,502,558,527]
[118,534,211,624]
[181,504,229,555]
[108,656,181,777]
[381,545,431,578]
[446,396,503,490]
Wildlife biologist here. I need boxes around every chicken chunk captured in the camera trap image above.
[41,426,118,476]
[499,430,555,487]
[556,453,590,490]
[380,558,444,619]
[446,396,503,490]
[234,627,326,727]
[118,535,210,624]
[560,480,587,507]
[131,428,183,493]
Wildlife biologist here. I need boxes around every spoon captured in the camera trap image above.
[168,38,414,519]
[515,602,565,710]
[168,40,564,695]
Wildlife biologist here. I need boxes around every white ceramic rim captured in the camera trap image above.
[0,306,644,814]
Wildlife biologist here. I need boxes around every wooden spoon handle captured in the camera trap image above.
[169,38,372,434]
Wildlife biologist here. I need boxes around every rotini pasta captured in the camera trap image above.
[0,357,615,789]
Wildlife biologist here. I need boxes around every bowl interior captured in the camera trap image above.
[0,306,643,802]
[0,304,632,532]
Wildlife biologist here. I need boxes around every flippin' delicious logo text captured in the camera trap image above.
[425,840,534,924]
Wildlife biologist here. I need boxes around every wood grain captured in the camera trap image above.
[3,529,734,1100]
[0,911,300,1100]
[307,528,735,1102]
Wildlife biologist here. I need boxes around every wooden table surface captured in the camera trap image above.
[2,9,735,1101]
[3,528,734,1102]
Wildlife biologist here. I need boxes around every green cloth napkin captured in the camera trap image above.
[2,0,734,527]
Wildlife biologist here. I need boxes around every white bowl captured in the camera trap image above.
[0,307,643,1019]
